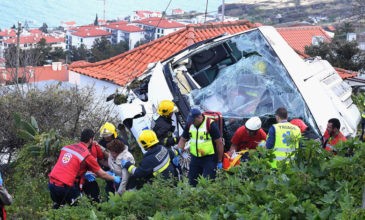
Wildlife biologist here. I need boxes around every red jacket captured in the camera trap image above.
[49,143,91,187]
[323,130,347,153]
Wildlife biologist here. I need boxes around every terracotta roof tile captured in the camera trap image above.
[1,64,68,83]
[276,26,332,54]
[68,20,260,86]
[3,35,64,44]
[334,67,358,79]
[72,28,111,37]
[134,17,185,29]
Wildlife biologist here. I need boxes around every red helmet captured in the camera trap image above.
[290,119,308,133]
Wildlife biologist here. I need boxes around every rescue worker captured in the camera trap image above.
[290,118,318,141]
[122,130,178,189]
[229,116,267,152]
[152,100,178,148]
[322,118,347,153]
[0,172,12,220]
[98,122,128,149]
[361,100,365,142]
[177,108,224,187]
[82,141,105,203]
[48,129,121,209]
[266,108,301,168]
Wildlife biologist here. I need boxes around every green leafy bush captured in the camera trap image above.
[32,139,365,219]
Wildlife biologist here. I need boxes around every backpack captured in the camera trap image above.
[187,111,223,137]
[202,111,223,137]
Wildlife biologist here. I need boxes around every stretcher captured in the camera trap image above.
[222,150,249,171]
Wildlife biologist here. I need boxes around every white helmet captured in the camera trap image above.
[245,117,262,130]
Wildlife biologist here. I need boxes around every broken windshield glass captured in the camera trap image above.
[186,29,319,145]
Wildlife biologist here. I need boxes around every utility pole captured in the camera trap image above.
[15,21,22,85]
[222,0,225,22]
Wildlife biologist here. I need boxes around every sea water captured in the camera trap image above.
[0,0,235,29]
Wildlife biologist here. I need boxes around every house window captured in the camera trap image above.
[80,38,83,43]
[161,29,164,34]
[24,44,27,47]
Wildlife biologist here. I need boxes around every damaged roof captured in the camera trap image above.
[69,20,256,86]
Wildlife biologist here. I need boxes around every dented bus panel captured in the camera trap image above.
[117,26,360,153]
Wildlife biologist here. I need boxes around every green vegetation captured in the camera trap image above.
[5,131,365,219]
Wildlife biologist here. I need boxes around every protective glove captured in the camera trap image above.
[0,172,3,185]
[217,162,223,170]
[106,171,115,176]
[177,148,183,155]
[85,172,96,182]
[113,176,121,184]
[121,160,129,167]
[172,156,179,166]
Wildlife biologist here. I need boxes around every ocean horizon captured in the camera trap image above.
[0,0,235,29]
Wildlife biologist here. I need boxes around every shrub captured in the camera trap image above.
[35,139,365,219]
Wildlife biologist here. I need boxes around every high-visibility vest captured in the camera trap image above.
[362,101,365,118]
[322,136,337,154]
[49,144,90,187]
[189,117,215,157]
[270,122,301,168]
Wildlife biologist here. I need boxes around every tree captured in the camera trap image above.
[134,39,147,48]
[90,36,128,62]
[94,14,99,26]
[69,44,91,62]
[334,22,355,40]
[305,39,365,73]
[50,47,66,62]
[39,22,48,33]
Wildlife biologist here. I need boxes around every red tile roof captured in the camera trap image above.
[334,67,358,79]
[70,20,256,86]
[29,29,43,34]
[172,9,184,14]
[105,23,144,32]
[0,29,16,37]
[61,21,76,26]
[3,35,65,44]
[69,60,90,67]
[1,64,68,83]
[276,26,332,53]
[71,28,111,37]
[327,25,336,32]
[134,17,185,29]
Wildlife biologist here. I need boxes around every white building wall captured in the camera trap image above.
[68,70,121,116]
[70,35,111,49]
[129,32,145,49]
[154,27,183,39]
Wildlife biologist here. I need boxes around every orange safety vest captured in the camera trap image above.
[49,144,90,187]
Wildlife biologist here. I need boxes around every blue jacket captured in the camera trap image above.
[126,145,175,181]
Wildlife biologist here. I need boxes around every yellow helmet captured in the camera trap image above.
[99,122,117,138]
[138,130,159,150]
[157,100,177,117]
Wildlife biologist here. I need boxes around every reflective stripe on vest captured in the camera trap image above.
[189,117,215,157]
[270,122,301,168]
[61,147,85,161]
[49,144,90,186]
[153,156,170,176]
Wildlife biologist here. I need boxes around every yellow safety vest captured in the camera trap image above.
[270,122,301,168]
[362,101,365,118]
[189,117,215,157]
